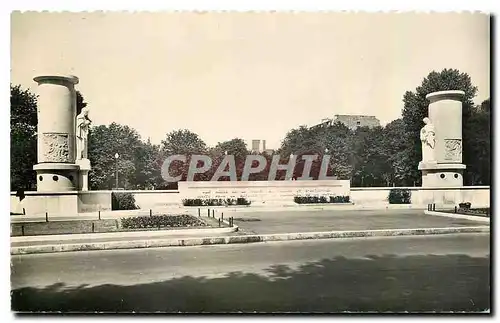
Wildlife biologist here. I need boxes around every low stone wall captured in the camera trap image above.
[10,185,489,216]
[78,191,113,212]
[178,180,351,206]
[351,186,490,207]
[11,191,79,216]
[128,190,181,209]
[11,190,181,215]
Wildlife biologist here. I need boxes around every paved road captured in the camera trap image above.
[232,209,487,235]
[11,233,490,313]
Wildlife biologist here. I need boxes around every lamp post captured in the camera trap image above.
[114,153,119,189]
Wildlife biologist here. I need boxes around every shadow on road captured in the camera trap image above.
[11,253,490,313]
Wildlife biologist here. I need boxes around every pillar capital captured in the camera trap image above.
[33,74,79,85]
[426,90,465,103]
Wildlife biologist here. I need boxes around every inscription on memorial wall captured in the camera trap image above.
[444,139,462,162]
[42,133,72,163]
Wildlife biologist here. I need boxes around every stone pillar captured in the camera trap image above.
[77,158,91,191]
[33,75,80,192]
[419,90,467,204]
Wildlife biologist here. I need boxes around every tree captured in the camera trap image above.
[382,119,413,186]
[88,123,144,189]
[10,85,37,190]
[214,138,248,160]
[160,129,208,181]
[134,138,164,189]
[76,91,87,115]
[350,126,391,187]
[401,68,478,185]
[322,122,353,180]
[279,122,353,180]
[464,98,490,185]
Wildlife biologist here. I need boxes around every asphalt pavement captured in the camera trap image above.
[11,233,490,313]
[231,209,488,235]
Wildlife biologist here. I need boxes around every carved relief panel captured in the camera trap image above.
[444,139,462,162]
[41,133,74,163]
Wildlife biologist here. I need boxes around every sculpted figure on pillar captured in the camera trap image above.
[420,117,436,163]
[76,107,91,160]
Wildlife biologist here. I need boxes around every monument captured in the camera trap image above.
[32,74,91,192]
[33,75,81,192]
[418,90,466,188]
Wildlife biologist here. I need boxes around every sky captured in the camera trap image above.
[11,12,490,149]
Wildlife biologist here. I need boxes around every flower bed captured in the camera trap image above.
[11,214,212,237]
[121,214,207,229]
[182,198,251,207]
[294,195,351,204]
[457,208,490,217]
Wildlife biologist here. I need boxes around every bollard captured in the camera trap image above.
[21,225,25,236]
[150,209,153,217]
[198,208,201,217]
[454,206,457,213]
[92,222,95,233]
[22,208,25,215]
[212,210,215,218]
[208,209,210,217]
[433,204,436,211]
[45,212,49,223]
[218,218,221,227]
[221,212,224,220]
[98,210,101,220]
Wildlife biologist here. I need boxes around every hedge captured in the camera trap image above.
[182,198,251,207]
[387,189,411,204]
[112,192,139,210]
[121,214,206,229]
[294,195,350,204]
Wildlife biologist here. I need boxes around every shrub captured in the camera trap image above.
[329,196,350,203]
[294,195,350,204]
[121,214,206,229]
[182,198,251,207]
[388,189,411,204]
[112,192,138,210]
[182,198,204,206]
[236,197,251,206]
[458,202,472,210]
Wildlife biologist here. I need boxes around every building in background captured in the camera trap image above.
[251,140,261,152]
[249,139,274,154]
[333,114,380,130]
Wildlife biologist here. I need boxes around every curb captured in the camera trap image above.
[11,224,239,243]
[424,210,490,223]
[11,226,490,255]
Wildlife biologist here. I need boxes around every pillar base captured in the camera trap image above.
[418,162,466,187]
[33,163,80,192]
[76,159,91,191]
[419,162,467,205]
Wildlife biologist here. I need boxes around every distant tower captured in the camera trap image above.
[251,139,261,153]
[262,140,266,151]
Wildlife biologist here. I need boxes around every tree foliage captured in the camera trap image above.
[10,68,490,190]
[88,123,154,189]
[10,85,37,190]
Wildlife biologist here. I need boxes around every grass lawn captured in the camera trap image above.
[11,214,226,237]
